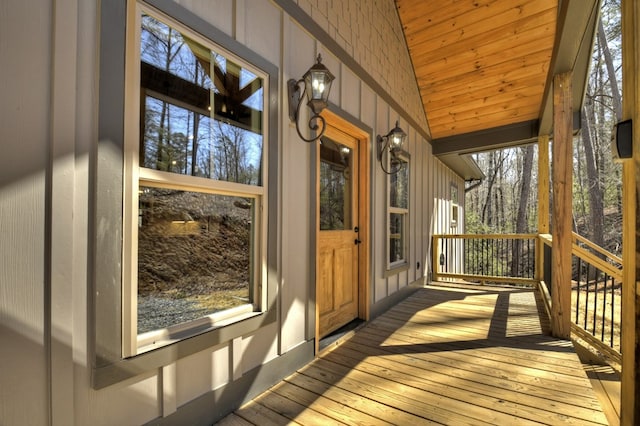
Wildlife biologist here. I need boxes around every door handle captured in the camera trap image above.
[354,239,362,245]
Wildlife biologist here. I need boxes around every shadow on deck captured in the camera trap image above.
[219,284,613,425]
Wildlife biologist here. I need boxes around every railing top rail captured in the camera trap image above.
[572,244,623,281]
[435,272,537,286]
[433,233,538,239]
[572,232,623,265]
[539,233,553,246]
[539,232,622,264]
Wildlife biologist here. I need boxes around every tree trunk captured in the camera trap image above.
[581,105,605,248]
[598,16,624,222]
[511,145,534,276]
[481,153,496,226]
[598,18,623,121]
[191,113,200,176]
[481,151,506,227]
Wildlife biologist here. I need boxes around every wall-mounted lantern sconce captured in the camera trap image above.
[288,54,335,143]
[377,121,407,174]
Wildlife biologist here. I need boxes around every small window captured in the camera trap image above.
[123,10,268,356]
[388,155,409,268]
[450,182,459,227]
[451,204,459,227]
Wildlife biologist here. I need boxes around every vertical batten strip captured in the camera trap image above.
[49,0,78,422]
[538,134,550,235]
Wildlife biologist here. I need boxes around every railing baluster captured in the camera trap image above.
[499,238,502,276]
[478,238,481,275]
[501,238,504,277]
[484,238,487,276]
[529,238,533,278]
[611,275,615,348]
[496,238,499,276]
[477,238,479,276]
[584,263,589,330]
[602,273,608,344]
[530,238,533,278]
[527,238,530,278]
[505,238,508,277]
[488,238,491,277]
[481,238,485,276]
[525,237,528,278]
[490,237,492,276]
[576,257,582,325]
[592,265,598,337]
[498,238,501,276]
[492,239,495,277]
[504,238,508,277]
[574,258,581,324]
[464,237,468,275]
[470,238,474,275]
[445,238,448,273]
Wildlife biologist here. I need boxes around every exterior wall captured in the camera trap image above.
[0,2,51,425]
[0,1,464,425]
[290,0,429,133]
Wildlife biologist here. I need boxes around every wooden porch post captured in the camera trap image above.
[551,72,572,339]
[537,134,550,235]
[621,0,640,423]
[536,134,550,284]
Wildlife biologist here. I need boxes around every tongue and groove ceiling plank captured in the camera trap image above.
[396,0,559,140]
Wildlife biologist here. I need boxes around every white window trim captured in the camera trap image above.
[386,153,409,271]
[388,207,408,268]
[122,2,269,357]
[451,203,459,228]
[137,304,259,354]
[450,182,459,228]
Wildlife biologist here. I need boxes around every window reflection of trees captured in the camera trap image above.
[140,15,263,186]
[319,139,351,231]
[389,158,408,265]
[134,15,266,336]
[390,162,408,209]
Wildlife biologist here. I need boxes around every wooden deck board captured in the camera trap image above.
[322,345,606,424]
[582,363,621,426]
[347,331,598,399]
[215,413,254,426]
[234,400,296,426]
[334,340,605,408]
[218,285,609,425]
[362,321,593,383]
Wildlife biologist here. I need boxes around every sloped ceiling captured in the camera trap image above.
[395,0,601,179]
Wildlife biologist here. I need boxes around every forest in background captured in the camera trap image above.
[465,0,623,257]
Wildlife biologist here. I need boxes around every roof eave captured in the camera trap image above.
[538,0,601,136]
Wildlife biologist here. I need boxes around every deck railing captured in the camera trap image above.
[551,233,622,364]
[432,233,538,286]
[433,232,622,367]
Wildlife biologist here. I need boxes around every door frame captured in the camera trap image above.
[314,110,371,353]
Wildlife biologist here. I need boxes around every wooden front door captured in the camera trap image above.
[317,126,360,338]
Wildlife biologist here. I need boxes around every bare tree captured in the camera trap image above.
[511,145,535,276]
[581,100,605,247]
[213,122,257,185]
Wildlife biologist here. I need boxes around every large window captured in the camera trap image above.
[388,156,409,269]
[123,10,268,356]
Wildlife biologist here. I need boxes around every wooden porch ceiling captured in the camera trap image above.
[395,0,601,174]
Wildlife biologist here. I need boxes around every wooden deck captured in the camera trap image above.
[218,284,610,425]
